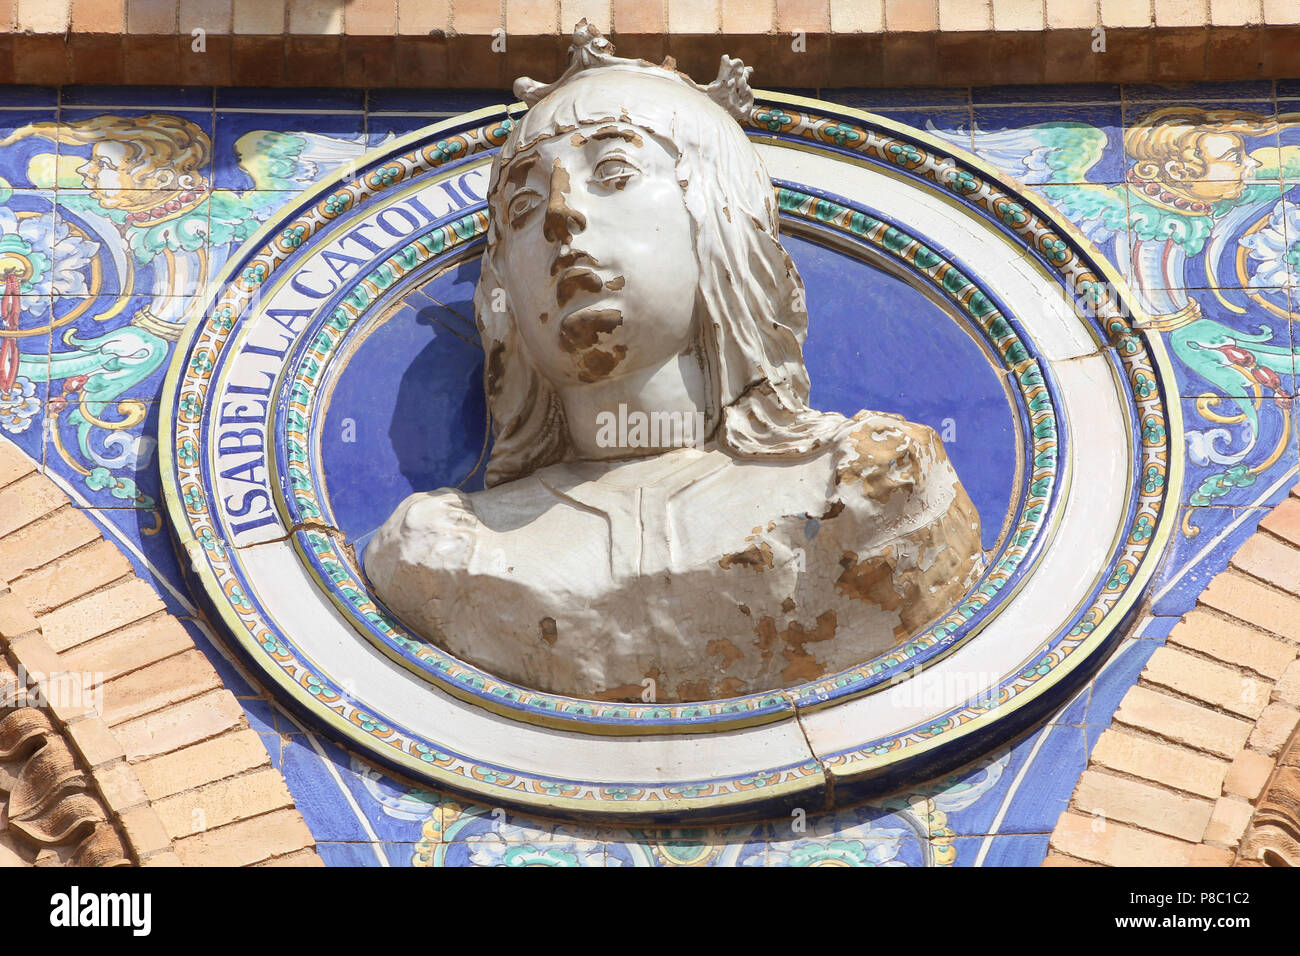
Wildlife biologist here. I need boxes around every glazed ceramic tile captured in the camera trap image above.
[2,78,1293,867]
[213,110,369,192]
[62,85,214,109]
[970,104,1125,184]
[972,83,1121,105]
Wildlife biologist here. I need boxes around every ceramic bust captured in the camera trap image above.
[365,23,984,703]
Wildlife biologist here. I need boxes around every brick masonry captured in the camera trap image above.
[1046,483,1300,867]
[0,437,322,868]
[0,0,1297,87]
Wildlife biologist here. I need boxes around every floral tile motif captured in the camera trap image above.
[2,80,1298,866]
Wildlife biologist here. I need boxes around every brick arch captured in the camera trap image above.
[1046,487,1300,867]
[0,439,321,867]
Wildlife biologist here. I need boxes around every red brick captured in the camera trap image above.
[0,589,39,639]
[231,35,285,84]
[255,848,325,866]
[777,0,830,32]
[1114,685,1253,758]
[71,0,125,32]
[394,34,449,86]
[174,807,313,867]
[1167,609,1296,680]
[0,474,67,539]
[180,31,232,84]
[124,34,181,84]
[58,614,192,684]
[12,33,67,85]
[68,33,125,83]
[345,34,397,86]
[1232,532,1300,597]
[1223,749,1274,800]
[65,716,126,769]
[154,767,293,839]
[0,506,100,582]
[0,439,36,487]
[1072,769,1214,842]
[887,0,938,31]
[1199,569,1300,644]
[1051,810,1194,866]
[1142,646,1270,720]
[10,540,132,617]
[1203,796,1254,848]
[454,0,503,35]
[1090,728,1227,798]
[132,729,271,801]
[346,0,397,34]
[1247,702,1300,756]
[613,0,665,34]
[284,36,343,86]
[115,688,245,761]
[39,578,166,653]
[398,0,451,34]
[101,649,222,727]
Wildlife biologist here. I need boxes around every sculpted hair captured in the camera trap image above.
[474,36,845,487]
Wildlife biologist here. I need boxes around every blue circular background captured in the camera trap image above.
[320,231,1017,552]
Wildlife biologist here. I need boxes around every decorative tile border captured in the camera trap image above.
[158,93,1180,818]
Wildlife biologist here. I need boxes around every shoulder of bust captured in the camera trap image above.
[829,409,950,506]
[386,487,479,534]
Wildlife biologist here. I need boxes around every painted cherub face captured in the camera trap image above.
[496,121,700,387]
[1167,132,1260,203]
[76,141,134,197]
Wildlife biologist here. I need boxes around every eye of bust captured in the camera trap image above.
[506,189,540,225]
[592,155,640,188]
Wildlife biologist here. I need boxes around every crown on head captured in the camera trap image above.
[512,20,755,122]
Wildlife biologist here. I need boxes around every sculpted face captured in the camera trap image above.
[496,121,700,386]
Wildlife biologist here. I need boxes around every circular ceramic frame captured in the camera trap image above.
[161,93,1182,818]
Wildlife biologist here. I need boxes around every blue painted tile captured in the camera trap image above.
[1124,81,1276,103]
[1179,397,1298,508]
[1049,682,1091,726]
[1084,637,1163,740]
[216,88,365,112]
[438,836,608,866]
[0,110,59,187]
[238,694,279,737]
[1149,505,1282,617]
[951,832,1051,866]
[367,89,511,114]
[258,731,285,770]
[996,726,1088,836]
[970,103,1124,184]
[873,108,972,148]
[61,86,214,109]
[1104,179,1287,296]
[57,108,216,186]
[1121,101,1281,184]
[278,733,382,844]
[213,110,370,191]
[819,87,970,109]
[45,399,161,510]
[314,841,405,866]
[973,83,1121,105]
[368,113,459,143]
[0,86,58,107]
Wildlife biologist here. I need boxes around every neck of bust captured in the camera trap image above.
[558,348,713,461]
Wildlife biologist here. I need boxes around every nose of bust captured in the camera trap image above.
[543,162,588,245]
